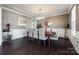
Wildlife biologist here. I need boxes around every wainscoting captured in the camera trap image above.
[11,29,28,40]
[3,28,65,40]
[66,29,79,54]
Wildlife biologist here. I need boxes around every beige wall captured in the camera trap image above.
[76,4,79,31]
[2,9,31,29]
[69,12,71,29]
[37,14,69,28]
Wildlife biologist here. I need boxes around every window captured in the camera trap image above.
[71,5,76,37]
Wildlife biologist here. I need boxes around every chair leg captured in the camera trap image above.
[39,40,40,44]
[36,39,38,43]
[34,38,36,43]
[37,39,39,44]
[44,40,46,46]
[33,37,35,42]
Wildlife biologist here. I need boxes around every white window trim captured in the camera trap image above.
[71,5,76,37]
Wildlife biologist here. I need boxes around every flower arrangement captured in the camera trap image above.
[36,23,43,29]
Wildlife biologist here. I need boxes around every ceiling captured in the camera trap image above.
[3,4,71,17]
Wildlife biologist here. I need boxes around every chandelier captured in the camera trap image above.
[36,16,45,20]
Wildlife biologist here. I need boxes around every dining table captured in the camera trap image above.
[45,31,52,48]
[45,31,56,48]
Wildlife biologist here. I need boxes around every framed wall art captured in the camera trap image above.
[17,16,27,26]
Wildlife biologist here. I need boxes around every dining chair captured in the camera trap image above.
[38,28,47,45]
[50,28,59,40]
[46,28,51,32]
[32,29,38,43]
[28,29,33,40]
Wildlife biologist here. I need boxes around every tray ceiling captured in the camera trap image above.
[3,4,71,17]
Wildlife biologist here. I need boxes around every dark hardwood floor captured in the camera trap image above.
[0,37,78,55]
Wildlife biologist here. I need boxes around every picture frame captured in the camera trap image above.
[17,16,27,26]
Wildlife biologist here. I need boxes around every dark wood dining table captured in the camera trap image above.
[45,31,52,48]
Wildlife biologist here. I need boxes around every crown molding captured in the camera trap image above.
[67,4,73,14]
[1,7,32,17]
[39,11,67,18]
[2,5,72,18]
[44,5,73,17]
[12,7,33,17]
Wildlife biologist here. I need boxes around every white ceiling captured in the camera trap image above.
[3,4,71,17]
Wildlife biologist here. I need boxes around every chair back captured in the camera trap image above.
[28,29,33,37]
[39,28,46,40]
[32,29,38,38]
[52,28,58,36]
[50,28,59,40]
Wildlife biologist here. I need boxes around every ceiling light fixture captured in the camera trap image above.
[36,8,45,20]
[48,22,52,26]
[36,16,45,20]
[38,8,42,11]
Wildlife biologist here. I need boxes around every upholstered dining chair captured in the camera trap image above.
[32,29,38,43]
[50,28,59,40]
[28,29,33,40]
[38,28,47,45]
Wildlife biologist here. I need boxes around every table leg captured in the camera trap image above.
[48,36,50,48]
